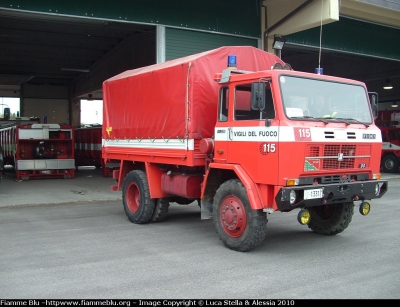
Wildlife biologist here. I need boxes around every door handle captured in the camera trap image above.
[228,127,233,140]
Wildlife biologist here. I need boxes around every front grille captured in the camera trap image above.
[304,144,371,171]
[321,175,342,184]
[324,131,356,139]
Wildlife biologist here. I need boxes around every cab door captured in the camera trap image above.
[213,86,230,163]
[225,82,280,184]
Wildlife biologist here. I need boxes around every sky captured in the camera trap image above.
[0,97,103,125]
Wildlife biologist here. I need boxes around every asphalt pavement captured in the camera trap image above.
[0,165,399,208]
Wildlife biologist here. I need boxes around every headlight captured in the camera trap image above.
[375,183,380,196]
[289,190,297,204]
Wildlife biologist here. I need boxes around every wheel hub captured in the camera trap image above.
[385,159,394,169]
[219,196,247,238]
[126,182,140,213]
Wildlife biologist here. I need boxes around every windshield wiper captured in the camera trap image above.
[334,117,369,127]
[290,116,330,123]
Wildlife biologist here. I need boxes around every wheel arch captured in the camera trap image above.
[145,162,170,199]
[202,163,263,211]
[116,160,145,190]
[381,151,400,159]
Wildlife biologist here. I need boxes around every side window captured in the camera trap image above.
[218,87,229,122]
[235,83,275,120]
[264,88,275,119]
[235,84,257,120]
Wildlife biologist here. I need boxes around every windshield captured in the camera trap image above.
[279,75,373,124]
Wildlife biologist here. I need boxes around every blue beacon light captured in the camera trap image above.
[227,55,236,68]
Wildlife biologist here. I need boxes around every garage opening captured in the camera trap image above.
[0,97,20,119]
[80,99,103,126]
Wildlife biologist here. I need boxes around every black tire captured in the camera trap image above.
[151,198,170,222]
[307,202,354,235]
[382,154,399,173]
[213,179,267,252]
[122,170,155,224]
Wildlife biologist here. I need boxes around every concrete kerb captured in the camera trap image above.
[0,166,121,208]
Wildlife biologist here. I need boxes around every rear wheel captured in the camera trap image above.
[213,179,267,252]
[307,202,354,235]
[382,154,399,173]
[122,170,155,224]
[151,198,170,222]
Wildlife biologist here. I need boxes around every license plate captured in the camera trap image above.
[304,188,323,199]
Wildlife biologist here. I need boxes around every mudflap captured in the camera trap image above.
[200,198,213,220]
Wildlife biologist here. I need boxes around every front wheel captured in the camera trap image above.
[122,170,155,224]
[382,154,399,173]
[307,202,354,235]
[213,179,267,252]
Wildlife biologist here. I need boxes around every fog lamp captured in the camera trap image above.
[359,201,371,216]
[297,209,311,225]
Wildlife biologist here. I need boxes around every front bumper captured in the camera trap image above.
[275,179,388,211]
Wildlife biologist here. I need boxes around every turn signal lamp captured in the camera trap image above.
[372,173,381,180]
[286,179,299,186]
[297,209,311,225]
[359,201,371,216]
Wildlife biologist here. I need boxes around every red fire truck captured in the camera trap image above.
[0,123,75,180]
[74,125,117,177]
[102,46,388,251]
[380,126,400,173]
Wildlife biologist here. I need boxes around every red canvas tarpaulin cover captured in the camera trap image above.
[102,46,283,141]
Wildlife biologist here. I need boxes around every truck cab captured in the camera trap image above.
[212,66,383,200]
[200,63,387,249]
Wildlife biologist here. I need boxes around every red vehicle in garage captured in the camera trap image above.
[380,126,400,173]
[0,123,75,180]
[102,46,388,252]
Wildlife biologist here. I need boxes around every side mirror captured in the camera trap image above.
[251,82,266,111]
[368,92,379,120]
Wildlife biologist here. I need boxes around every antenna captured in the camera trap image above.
[316,0,324,74]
